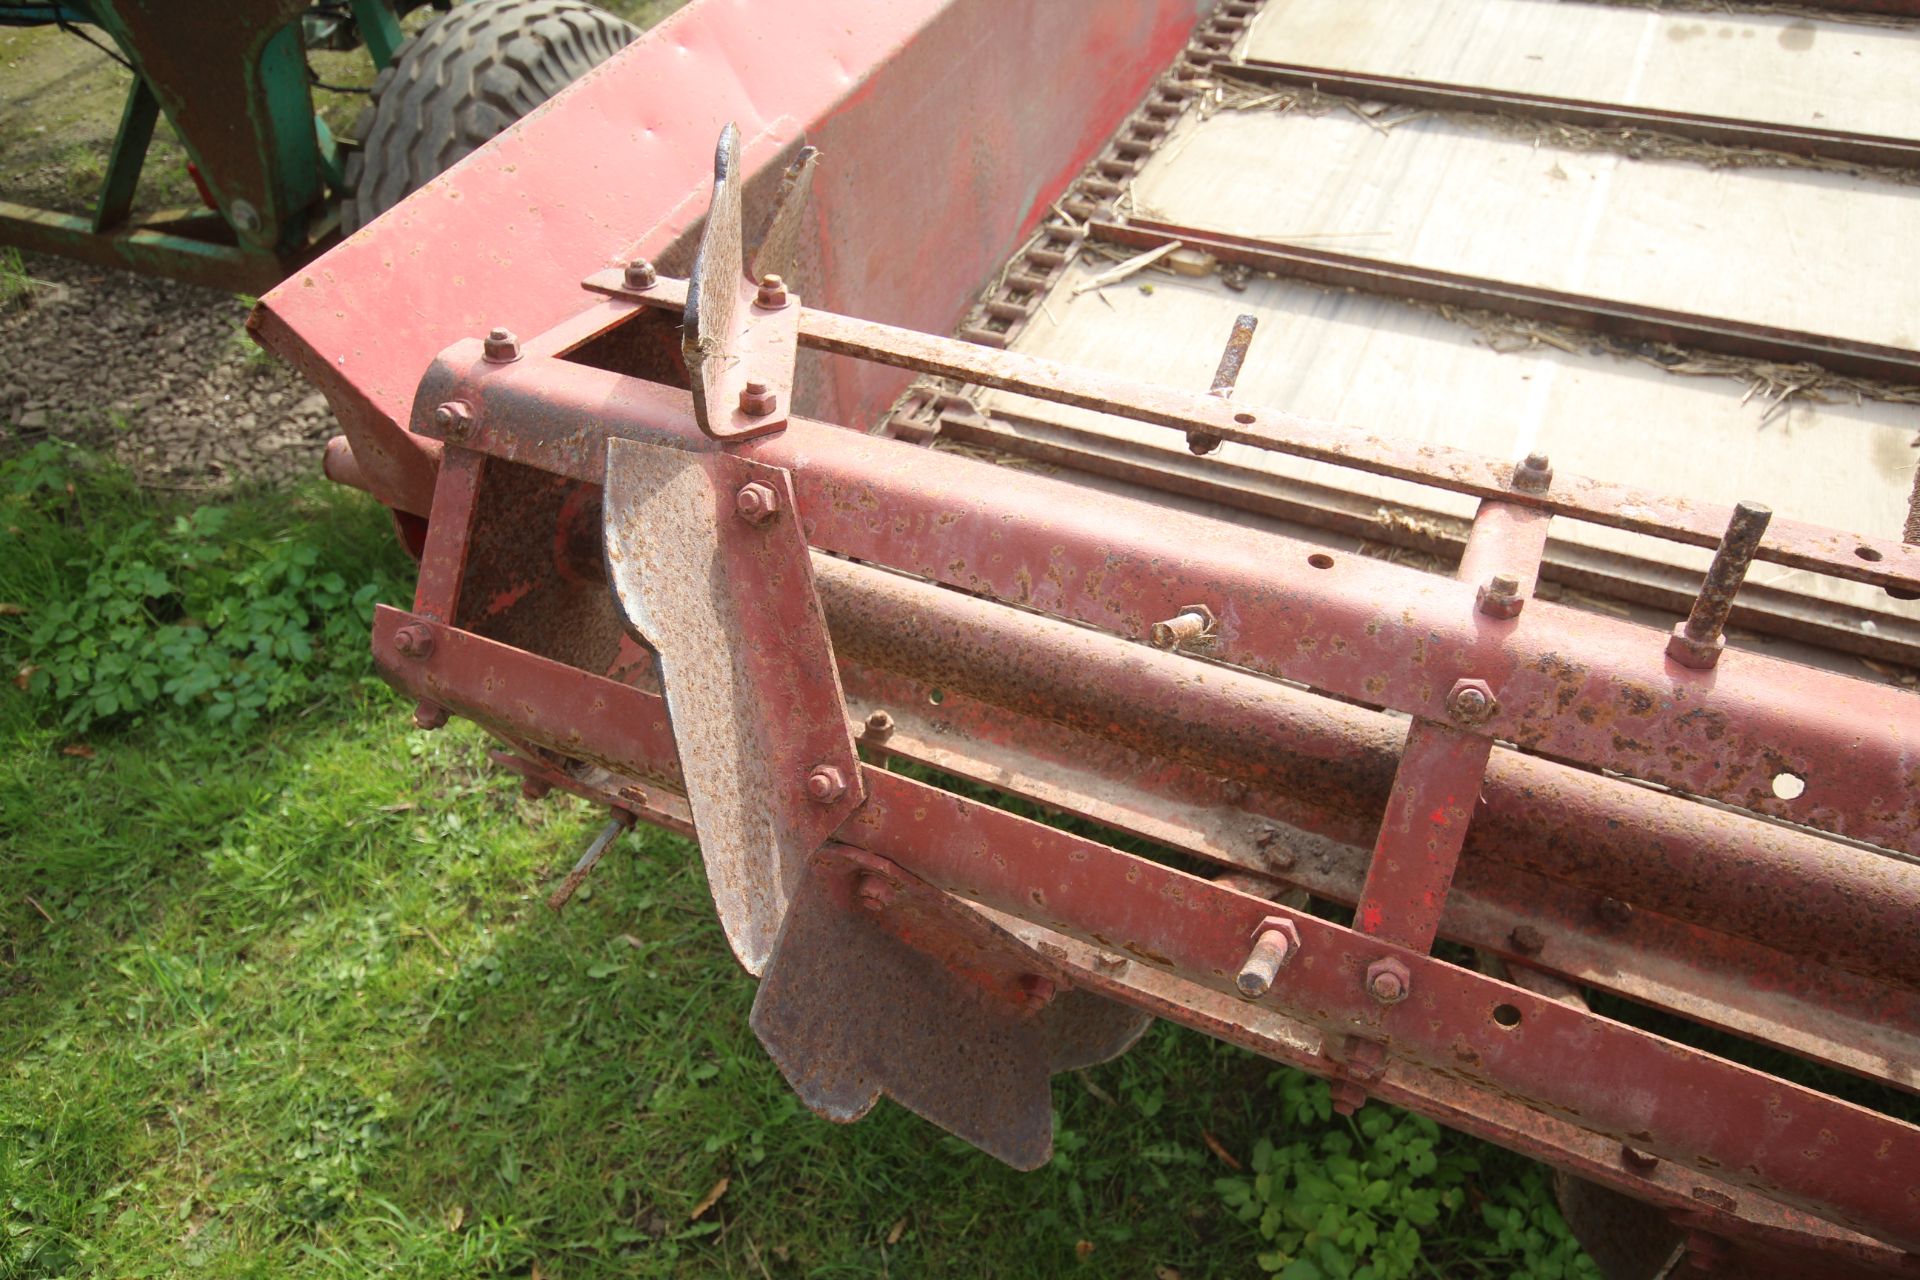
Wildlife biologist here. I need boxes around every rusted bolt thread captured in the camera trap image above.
[1679,500,1772,646]
[1235,927,1296,998]
[1150,609,1210,650]
[1208,313,1260,399]
[623,258,658,289]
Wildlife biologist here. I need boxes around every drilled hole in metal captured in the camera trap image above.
[1771,771,1806,801]
[1308,553,1334,570]
[928,688,946,706]
[1856,545,1884,562]
[1493,1003,1522,1029]
[1233,411,1255,424]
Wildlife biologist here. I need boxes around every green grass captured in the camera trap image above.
[0,450,1597,1278]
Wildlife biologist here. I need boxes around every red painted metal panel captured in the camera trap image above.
[253,0,1201,514]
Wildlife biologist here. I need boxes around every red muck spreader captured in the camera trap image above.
[256,1,1920,1274]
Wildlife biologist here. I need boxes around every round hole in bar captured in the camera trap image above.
[1771,771,1806,801]
[1308,553,1334,570]
[928,688,945,706]
[1233,411,1256,425]
[1857,546,1885,562]
[1492,1003,1522,1029]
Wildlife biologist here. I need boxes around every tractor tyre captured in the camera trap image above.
[342,0,639,234]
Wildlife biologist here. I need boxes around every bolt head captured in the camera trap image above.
[393,624,434,660]
[754,273,790,309]
[1507,924,1546,956]
[412,700,449,731]
[623,258,658,289]
[1475,572,1525,620]
[229,198,262,234]
[1445,678,1499,726]
[864,709,895,739]
[734,481,780,524]
[805,764,847,804]
[1365,957,1410,1005]
[432,400,474,439]
[520,776,552,800]
[482,327,521,363]
[739,381,779,417]
[1621,1146,1659,1174]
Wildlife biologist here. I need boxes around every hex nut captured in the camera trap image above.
[1510,451,1553,494]
[432,400,474,439]
[734,481,781,524]
[1366,956,1411,1005]
[740,379,779,417]
[483,326,521,363]
[1475,572,1525,620]
[754,273,790,309]
[623,258,658,289]
[1665,621,1724,671]
[412,700,449,731]
[393,624,434,660]
[805,764,847,804]
[1445,677,1499,726]
[864,709,896,740]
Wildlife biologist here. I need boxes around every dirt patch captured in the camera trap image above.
[0,251,334,489]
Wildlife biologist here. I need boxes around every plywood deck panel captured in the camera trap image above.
[1127,110,1920,352]
[978,262,1918,624]
[1244,0,1920,141]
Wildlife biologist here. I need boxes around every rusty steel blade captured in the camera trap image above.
[682,123,800,441]
[603,437,863,973]
[750,144,821,284]
[750,846,1062,1169]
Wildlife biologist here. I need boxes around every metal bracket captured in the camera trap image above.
[603,437,864,974]
[680,123,806,442]
[752,845,1143,1170]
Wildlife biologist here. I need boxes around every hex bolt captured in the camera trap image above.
[1329,1078,1368,1117]
[1018,973,1056,1011]
[740,379,779,417]
[1235,918,1301,999]
[754,273,790,309]
[1621,1146,1659,1174]
[1596,896,1635,928]
[623,258,658,290]
[432,400,474,440]
[1149,603,1215,650]
[482,326,521,363]
[412,700,449,731]
[805,764,847,804]
[1666,500,1772,671]
[1366,957,1411,1005]
[1445,677,1498,726]
[734,481,781,524]
[864,709,895,740]
[520,776,553,801]
[854,872,892,913]
[1185,430,1222,456]
[393,624,435,660]
[1510,451,1553,494]
[1475,571,1525,620]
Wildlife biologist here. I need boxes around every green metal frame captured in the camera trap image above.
[0,0,403,292]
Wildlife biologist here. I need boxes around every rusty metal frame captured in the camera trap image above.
[1228,60,1920,175]
[1091,218,1920,389]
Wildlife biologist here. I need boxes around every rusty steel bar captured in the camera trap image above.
[582,274,1920,593]
[413,352,1920,852]
[368,607,1920,1253]
[806,555,1920,990]
[1228,60,1920,174]
[1091,218,1920,390]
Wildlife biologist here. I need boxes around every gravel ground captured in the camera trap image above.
[0,251,334,489]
